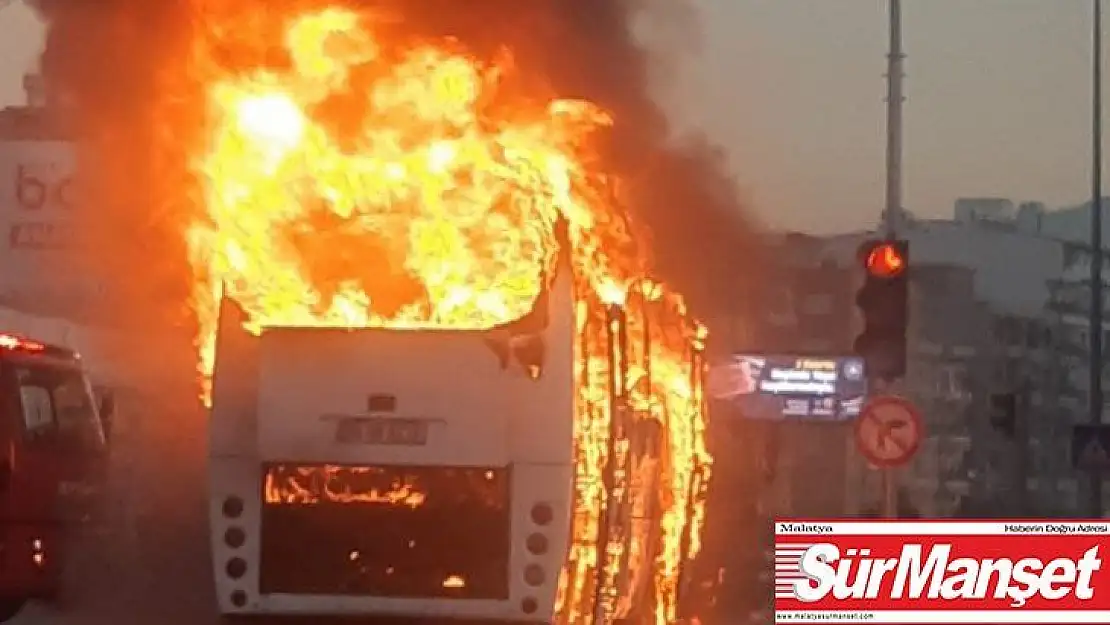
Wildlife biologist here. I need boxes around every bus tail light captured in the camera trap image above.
[521,597,538,614]
[222,496,244,518]
[226,557,247,579]
[224,527,246,548]
[530,503,553,526]
[526,533,548,555]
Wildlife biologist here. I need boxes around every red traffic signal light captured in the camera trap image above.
[855,239,909,382]
[863,241,907,279]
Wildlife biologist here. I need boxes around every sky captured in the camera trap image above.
[0,0,1102,233]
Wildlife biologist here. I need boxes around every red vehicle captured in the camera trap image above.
[0,332,113,622]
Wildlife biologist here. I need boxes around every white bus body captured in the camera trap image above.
[208,264,575,622]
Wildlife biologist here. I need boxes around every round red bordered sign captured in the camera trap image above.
[854,395,923,468]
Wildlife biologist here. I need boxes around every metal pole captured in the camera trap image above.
[878,0,905,519]
[1091,0,1105,519]
[867,379,898,518]
[883,0,905,236]
[882,469,897,518]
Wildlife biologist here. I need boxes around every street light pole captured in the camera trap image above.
[879,0,905,519]
[884,0,905,237]
[1090,0,1104,519]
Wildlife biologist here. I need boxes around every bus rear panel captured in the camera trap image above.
[209,269,575,622]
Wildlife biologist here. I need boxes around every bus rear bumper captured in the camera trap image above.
[217,595,553,624]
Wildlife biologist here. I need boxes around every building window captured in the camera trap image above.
[937,363,972,401]
[1073,326,1089,349]
[993,317,1022,346]
[938,441,965,478]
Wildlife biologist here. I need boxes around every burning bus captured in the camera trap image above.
[184,7,711,624]
[207,249,709,624]
[208,250,581,620]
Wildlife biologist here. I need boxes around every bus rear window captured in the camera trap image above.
[259,464,511,599]
[263,464,507,508]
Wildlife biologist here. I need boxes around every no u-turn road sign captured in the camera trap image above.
[854,395,923,468]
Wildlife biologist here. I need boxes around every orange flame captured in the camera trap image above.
[182,7,709,623]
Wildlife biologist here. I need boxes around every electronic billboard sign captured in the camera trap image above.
[707,354,867,422]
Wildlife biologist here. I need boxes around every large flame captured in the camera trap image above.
[182,7,709,624]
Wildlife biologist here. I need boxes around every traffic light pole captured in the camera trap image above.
[883,0,905,236]
[881,464,897,518]
[1090,0,1104,519]
[871,378,898,519]
[880,0,905,519]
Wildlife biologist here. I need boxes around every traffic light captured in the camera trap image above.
[989,392,1017,438]
[853,239,909,382]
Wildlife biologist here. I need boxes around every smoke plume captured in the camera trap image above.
[31,0,765,331]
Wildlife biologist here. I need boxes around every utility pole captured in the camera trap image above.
[879,0,905,518]
[1091,0,1104,519]
[884,0,905,237]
